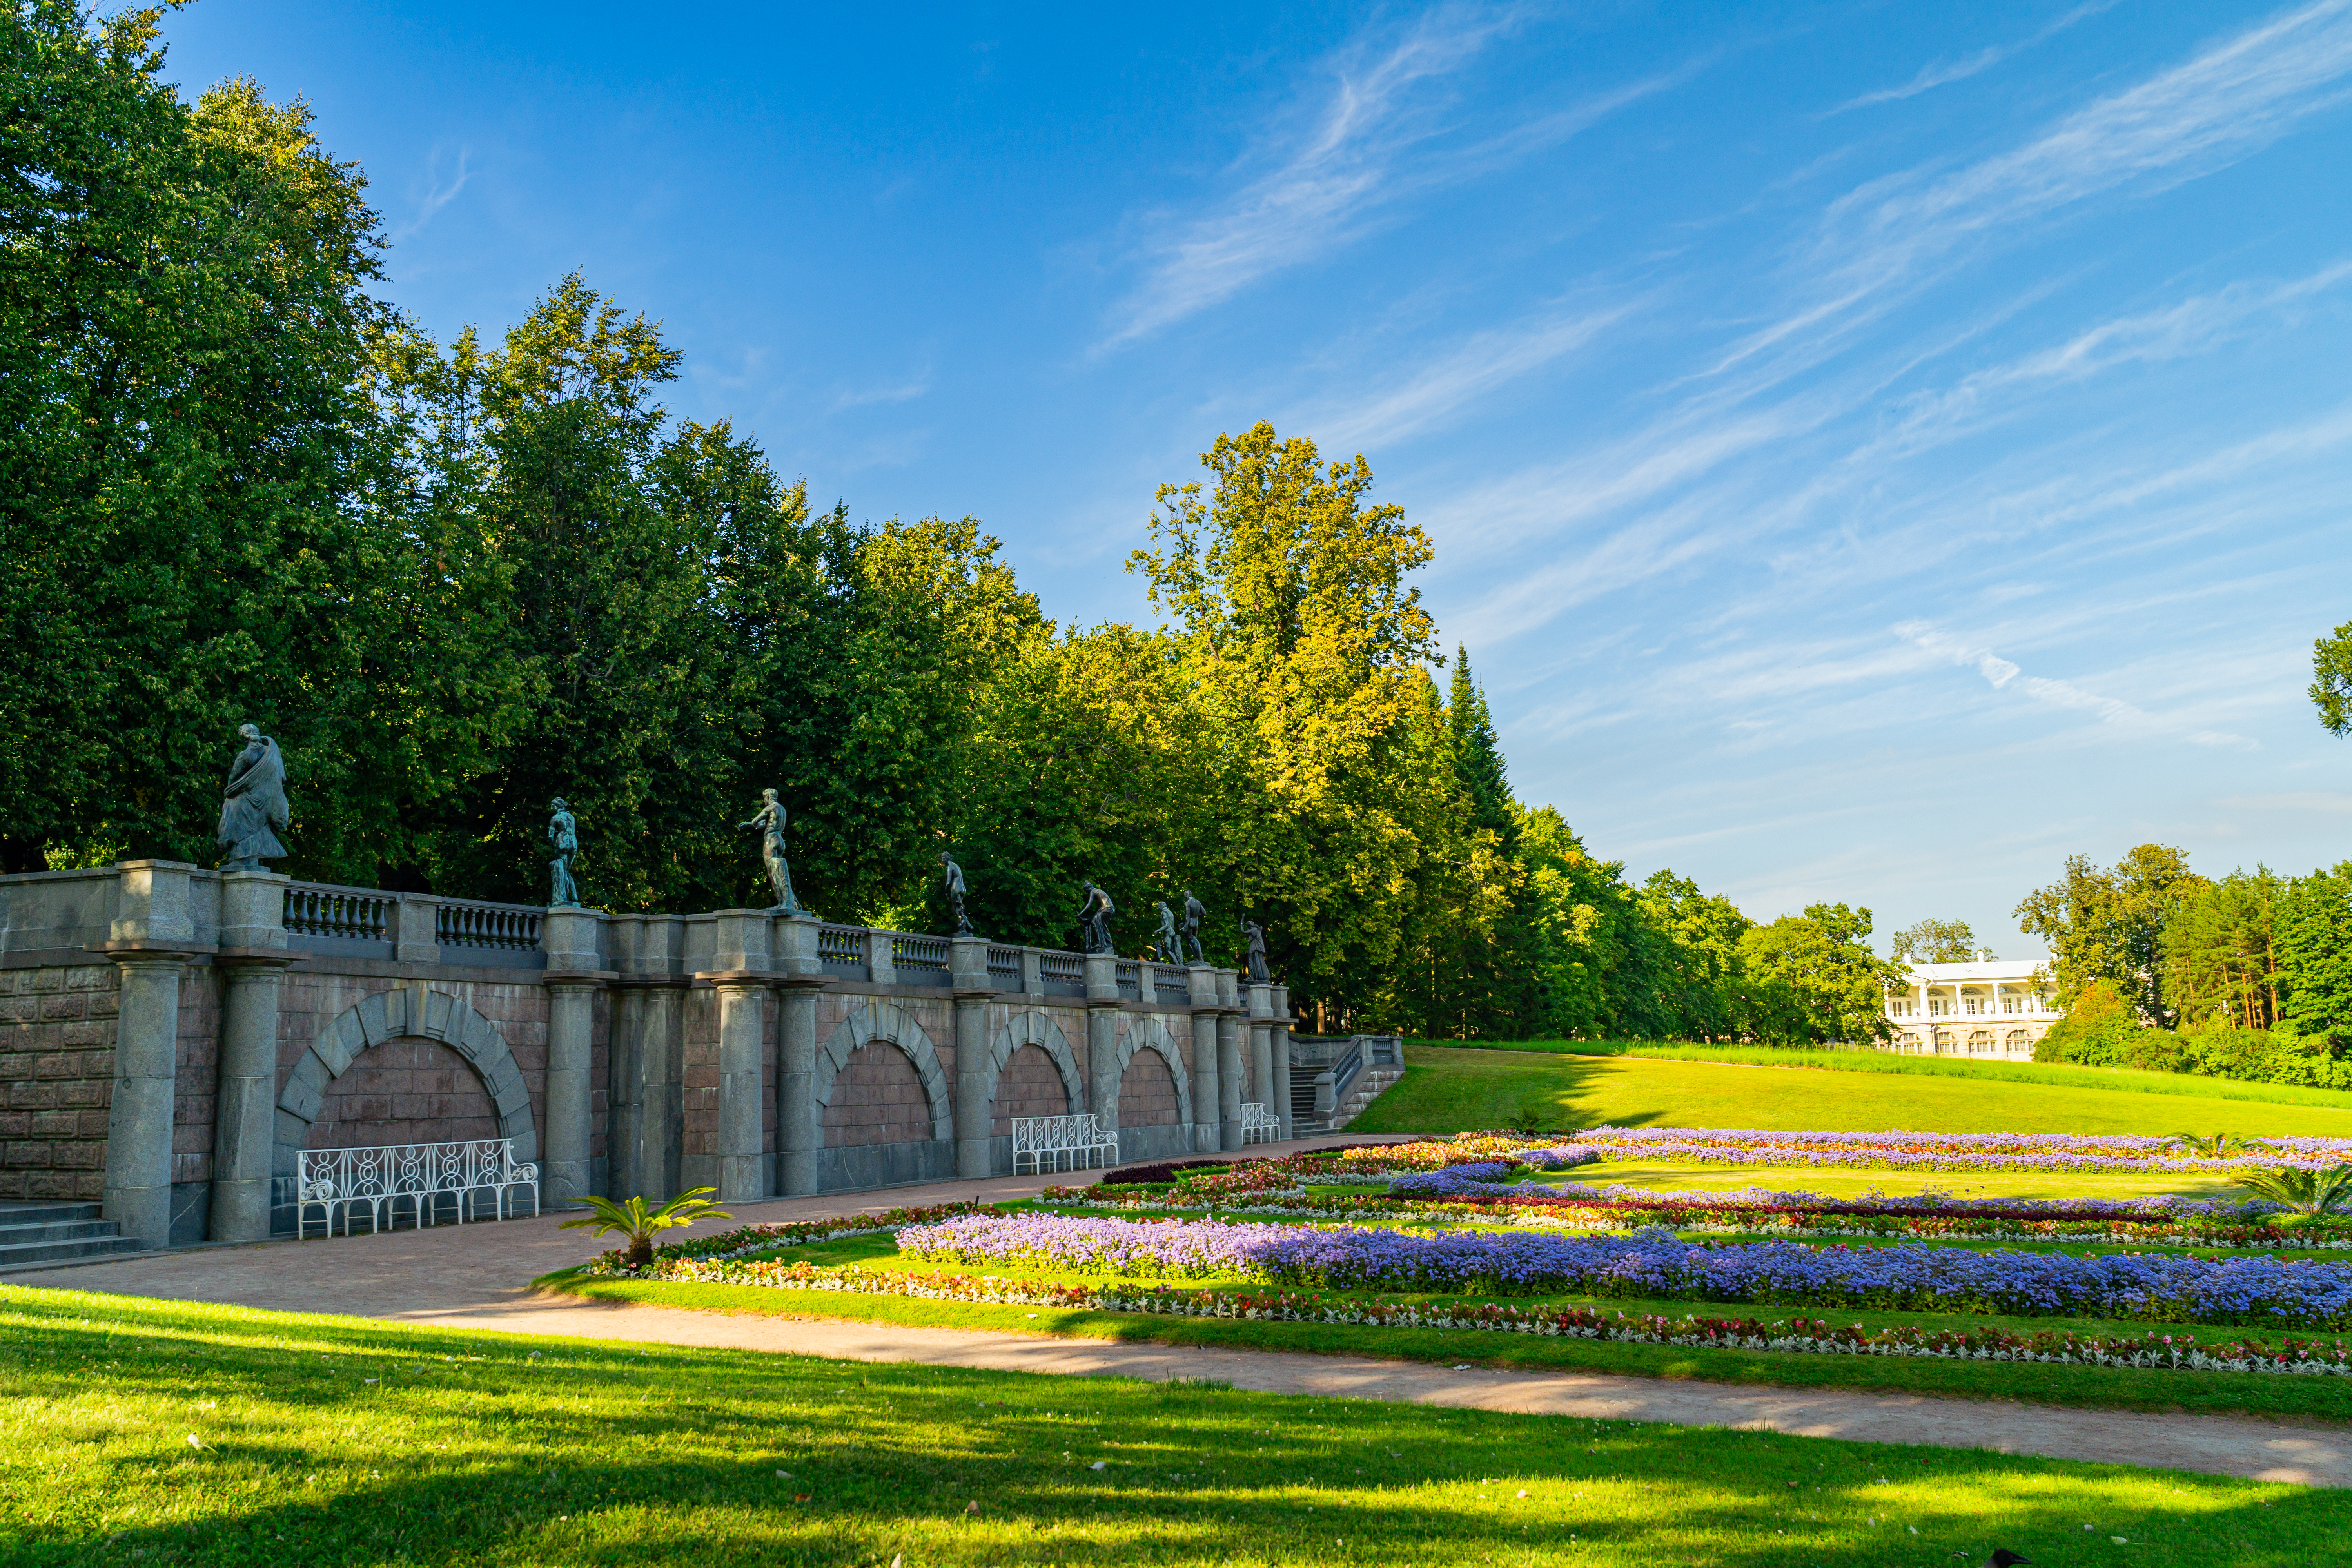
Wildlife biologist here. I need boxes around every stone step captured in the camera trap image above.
[0,1232,145,1269]
[0,1216,122,1246]
[1327,1067,1406,1131]
[0,1201,105,1227]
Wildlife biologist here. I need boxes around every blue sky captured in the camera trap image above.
[161,1,2352,956]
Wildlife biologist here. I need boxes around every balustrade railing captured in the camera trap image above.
[296,1138,539,1238]
[987,946,1022,987]
[1038,951,1085,997]
[1114,958,1142,1000]
[437,899,542,953]
[1010,1112,1120,1174]
[818,924,869,975]
[890,932,951,973]
[282,884,394,946]
[1149,964,1191,1003]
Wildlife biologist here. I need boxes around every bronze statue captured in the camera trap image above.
[738,789,806,913]
[1181,887,1207,964]
[1243,918,1271,983]
[216,723,288,872]
[1075,882,1116,955]
[1150,900,1180,964]
[547,798,581,907]
[941,850,972,937]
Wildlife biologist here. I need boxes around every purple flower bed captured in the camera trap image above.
[1560,1126,2352,1173]
[1388,1151,1601,1198]
[898,1213,2352,1326]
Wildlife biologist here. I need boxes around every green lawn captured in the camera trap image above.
[1349,1048,2352,1138]
[1536,1160,2251,1203]
[2,1286,2336,1568]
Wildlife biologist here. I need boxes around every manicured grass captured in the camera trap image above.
[1537,1160,2249,1203]
[1408,1038,2352,1112]
[7,1287,2334,1567]
[1349,1048,2352,1139]
[568,1270,2352,1427]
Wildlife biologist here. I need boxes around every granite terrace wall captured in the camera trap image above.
[0,865,1291,1248]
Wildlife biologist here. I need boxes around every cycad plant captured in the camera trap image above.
[2172,1132,2263,1158]
[2229,1164,2352,1216]
[559,1187,732,1269]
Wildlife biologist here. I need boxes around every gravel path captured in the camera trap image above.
[7,1151,2348,1489]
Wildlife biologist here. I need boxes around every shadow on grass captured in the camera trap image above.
[2,1287,2340,1567]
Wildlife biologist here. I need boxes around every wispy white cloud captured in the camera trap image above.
[1825,1,2117,114]
[832,371,933,411]
[1896,621,2259,748]
[392,147,472,241]
[2217,791,2352,812]
[1100,7,1686,347]
[1299,301,1632,451]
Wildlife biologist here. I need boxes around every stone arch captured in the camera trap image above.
[274,988,534,1182]
[1110,1013,1191,1119]
[978,1008,1084,1120]
[813,998,952,1144]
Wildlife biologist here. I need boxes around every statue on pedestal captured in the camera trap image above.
[547,798,581,907]
[1181,888,1207,964]
[1243,918,1271,983]
[216,723,288,872]
[1150,900,1180,964]
[941,851,973,937]
[738,789,807,914]
[1075,882,1116,955]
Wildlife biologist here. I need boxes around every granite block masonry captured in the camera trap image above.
[1,864,1283,1244]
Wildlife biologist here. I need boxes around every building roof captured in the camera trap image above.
[1899,958,2047,982]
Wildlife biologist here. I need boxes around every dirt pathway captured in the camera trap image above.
[8,1151,2347,1490]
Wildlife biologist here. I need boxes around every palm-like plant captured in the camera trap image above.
[2229,1164,2352,1216]
[559,1187,732,1269]
[2172,1132,2263,1158]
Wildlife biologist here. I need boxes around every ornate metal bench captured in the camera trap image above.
[1010,1113,1120,1175]
[1239,1102,1282,1145]
[298,1138,540,1239]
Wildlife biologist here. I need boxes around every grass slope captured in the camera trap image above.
[1408,1039,2352,1112]
[1349,1048,2352,1138]
[2,1285,2336,1567]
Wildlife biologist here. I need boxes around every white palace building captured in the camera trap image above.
[1880,955,2058,1061]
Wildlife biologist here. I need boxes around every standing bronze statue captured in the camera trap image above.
[1074,882,1116,955]
[547,798,581,907]
[1180,888,1207,964]
[216,723,288,872]
[1150,900,1180,964]
[738,789,807,914]
[940,851,973,937]
[1242,918,1271,983]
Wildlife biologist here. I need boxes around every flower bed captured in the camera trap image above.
[573,1252,2352,1378]
[589,1201,989,1270]
[897,1212,2352,1327]
[1561,1126,2352,1173]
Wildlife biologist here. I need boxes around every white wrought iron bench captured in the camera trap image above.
[1011,1113,1120,1175]
[1239,1102,1282,1145]
[298,1138,541,1239]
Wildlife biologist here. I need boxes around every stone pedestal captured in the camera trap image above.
[543,980,598,1206]
[102,950,189,1250]
[1187,963,1220,1145]
[1084,951,1120,1138]
[711,978,769,1203]
[210,870,290,1242]
[775,913,824,1198]
[1215,1011,1244,1151]
[1270,983,1294,1138]
[951,936,993,1178]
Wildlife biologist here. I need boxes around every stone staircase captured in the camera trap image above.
[0,1201,145,1272]
[1288,1057,1408,1135]
[1328,1065,1404,1130]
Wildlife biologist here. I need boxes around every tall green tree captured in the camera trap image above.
[1735,902,1901,1045]
[1891,918,1977,964]
[2014,845,2204,1026]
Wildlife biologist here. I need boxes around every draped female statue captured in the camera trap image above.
[216,724,288,872]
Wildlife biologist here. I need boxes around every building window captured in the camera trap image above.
[1968,1029,1993,1052]
[1899,1031,1920,1050]
[2006,1029,2029,1050]
[1933,1028,1955,1049]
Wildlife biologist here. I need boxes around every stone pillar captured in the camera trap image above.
[98,860,201,1250]
[951,936,994,1178]
[541,907,605,1206]
[1215,968,1244,1152]
[774,913,824,1198]
[1247,982,1274,1136]
[1187,962,1220,1149]
[209,869,291,1243]
[641,983,687,1199]
[605,984,645,1198]
[1084,951,1121,1139]
[712,979,770,1202]
[1270,983,1294,1139]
